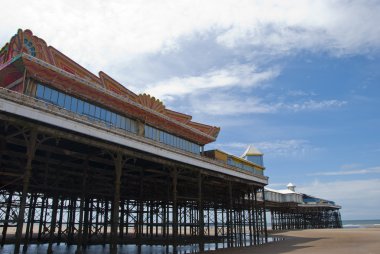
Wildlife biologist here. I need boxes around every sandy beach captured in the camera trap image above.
[204,228,380,254]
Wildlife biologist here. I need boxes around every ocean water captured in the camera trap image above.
[342,219,380,228]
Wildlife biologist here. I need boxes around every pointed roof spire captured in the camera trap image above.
[241,145,263,157]
[287,183,296,192]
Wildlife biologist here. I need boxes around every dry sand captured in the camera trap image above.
[204,228,380,254]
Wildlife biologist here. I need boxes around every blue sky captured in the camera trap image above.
[1,0,379,220]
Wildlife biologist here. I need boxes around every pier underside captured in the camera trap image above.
[268,203,342,230]
[0,113,268,253]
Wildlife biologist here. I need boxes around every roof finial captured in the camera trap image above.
[287,182,296,192]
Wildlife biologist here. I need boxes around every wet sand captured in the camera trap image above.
[204,228,380,254]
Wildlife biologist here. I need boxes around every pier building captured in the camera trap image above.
[263,184,342,230]
[0,29,341,254]
[0,29,269,254]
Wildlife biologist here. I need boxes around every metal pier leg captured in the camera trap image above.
[75,197,85,254]
[110,152,123,254]
[119,199,125,240]
[149,201,154,239]
[76,160,88,254]
[82,198,90,248]
[47,195,59,254]
[137,169,144,245]
[57,199,64,245]
[198,172,204,252]
[262,188,268,242]
[14,129,37,254]
[214,205,218,247]
[1,191,13,247]
[253,189,259,244]
[68,197,77,245]
[227,182,233,248]
[103,200,109,245]
[172,168,178,253]
[23,194,37,252]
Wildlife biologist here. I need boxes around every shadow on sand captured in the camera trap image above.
[203,232,326,254]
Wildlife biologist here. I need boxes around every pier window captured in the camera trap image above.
[226,156,263,175]
[144,125,200,154]
[35,83,137,134]
[35,83,200,154]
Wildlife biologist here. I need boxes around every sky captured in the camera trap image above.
[1,0,379,220]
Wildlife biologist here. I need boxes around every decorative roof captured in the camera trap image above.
[241,145,263,157]
[0,29,221,144]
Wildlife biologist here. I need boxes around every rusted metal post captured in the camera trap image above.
[253,188,259,244]
[248,190,253,245]
[261,187,268,242]
[67,197,77,245]
[47,195,59,254]
[23,194,37,252]
[227,182,233,248]
[172,168,178,251]
[28,195,37,243]
[137,168,144,243]
[1,191,13,246]
[57,199,64,245]
[110,152,122,254]
[119,199,125,239]
[76,160,88,254]
[14,129,37,254]
[198,171,204,251]
[82,198,90,247]
[103,200,109,245]
[214,205,218,243]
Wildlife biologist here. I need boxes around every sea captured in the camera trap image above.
[342,219,380,228]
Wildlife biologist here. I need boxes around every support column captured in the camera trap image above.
[14,129,37,254]
[137,168,144,243]
[198,172,204,251]
[76,160,88,254]
[214,205,218,244]
[47,195,59,254]
[67,197,77,245]
[110,152,123,254]
[172,168,178,251]
[1,191,13,247]
[261,188,268,242]
[248,190,253,245]
[57,199,64,245]
[23,194,37,252]
[253,188,259,244]
[103,200,109,245]
[227,182,233,247]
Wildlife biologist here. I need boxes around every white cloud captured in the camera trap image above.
[341,163,363,170]
[280,99,347,112]
[267,183,290,189]
[287,90,317,97]
[298,179,380,220]
[212,139,315,157]
[189,94,276,115]
[144,64,279,100]
[187,93,346,116]
[1,0,380,70]
[216,1,380,56]
[256,139,316,156]
[310,166,380,176]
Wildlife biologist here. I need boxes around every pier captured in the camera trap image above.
[0,29,341,254]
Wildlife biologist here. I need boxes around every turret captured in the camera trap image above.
[241,145,264,166]
[287,182,296,192]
